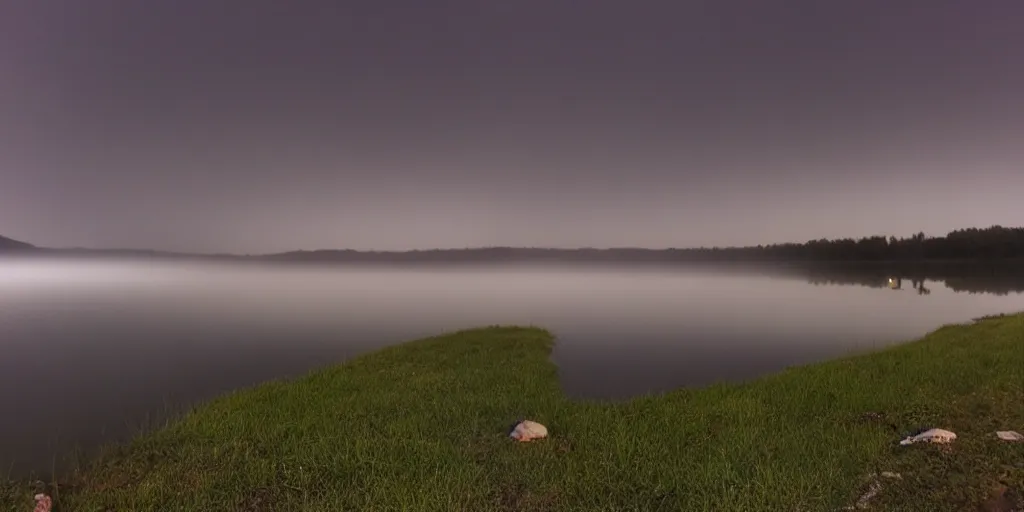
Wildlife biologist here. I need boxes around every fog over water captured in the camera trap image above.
[2,258,1023,476]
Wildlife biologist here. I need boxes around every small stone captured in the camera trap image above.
[33,494,52,512]
[839,472,902,510]
[509,420,548,442]
[995,430,1024,442]
[860,412,885,421]
[854,480,883,509]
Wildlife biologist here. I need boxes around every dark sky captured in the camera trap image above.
[2,1,1022,253]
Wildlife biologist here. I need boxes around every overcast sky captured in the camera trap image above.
[2,0,1022,253]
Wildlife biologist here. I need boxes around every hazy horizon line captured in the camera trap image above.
[4,225,1019,257]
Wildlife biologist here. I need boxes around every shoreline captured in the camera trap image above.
[4,314,1023,510]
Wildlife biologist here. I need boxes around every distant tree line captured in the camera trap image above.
[6,226,1023,264]
[679,226,1024,262]
[263,226,1024,263]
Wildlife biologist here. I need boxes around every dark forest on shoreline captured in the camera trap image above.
[3,226,1024,264]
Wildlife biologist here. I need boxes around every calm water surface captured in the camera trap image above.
[2,258,1023,476]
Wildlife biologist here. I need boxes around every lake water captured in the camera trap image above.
[2,258,1023,477]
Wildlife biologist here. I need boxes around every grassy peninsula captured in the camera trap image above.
[5,315,1023,511]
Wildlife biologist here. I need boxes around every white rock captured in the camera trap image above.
[899,428,956,446]
[509,420,548,442]
[996,430,1024,442]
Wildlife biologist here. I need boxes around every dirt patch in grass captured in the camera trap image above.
[981,484,1022,512]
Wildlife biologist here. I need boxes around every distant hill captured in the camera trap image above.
[0,235,34,251]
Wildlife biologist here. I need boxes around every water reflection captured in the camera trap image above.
[797,264,1024,296]
[882,277,930,294]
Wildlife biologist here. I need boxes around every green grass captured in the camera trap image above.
[4,315,1023,511]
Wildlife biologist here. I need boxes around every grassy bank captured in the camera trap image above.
[5,316,1023,511]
